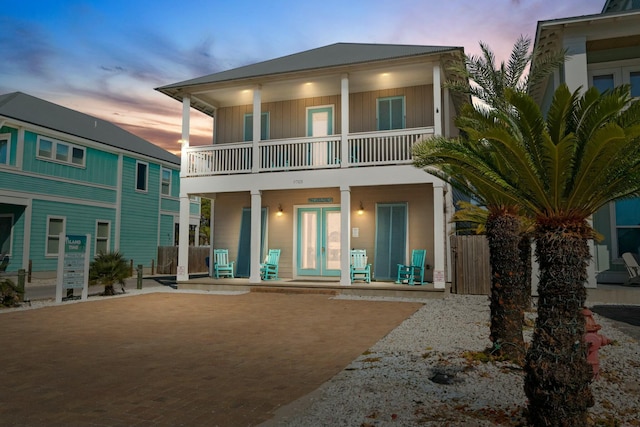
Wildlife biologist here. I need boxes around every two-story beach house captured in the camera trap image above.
[0,92,200,278]
[531,0,640,283]
[157,43,466,287]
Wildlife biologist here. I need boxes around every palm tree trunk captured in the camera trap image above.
[485,209,525,362]
[525,220,594,426]
[519,235,532,310]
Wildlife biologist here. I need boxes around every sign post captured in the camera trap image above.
[56,234,90,303]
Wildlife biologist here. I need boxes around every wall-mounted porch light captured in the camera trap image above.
[357,201,364,215]
[277,204,284,216]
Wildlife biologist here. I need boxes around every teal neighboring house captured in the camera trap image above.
[0,92,199,277]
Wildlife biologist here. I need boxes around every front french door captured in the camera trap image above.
[297,207,340,277]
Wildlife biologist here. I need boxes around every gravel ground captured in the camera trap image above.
[264,294,640,427]
[5,283,639,426]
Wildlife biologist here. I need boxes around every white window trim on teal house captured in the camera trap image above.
[0,213,14,256]
[36,135,86,167]
[45,216,66,257]
[243,112,270,141]
[377,96,405,131]
[0,133,10,165]
[95,220,111,255]
[136,160,149,192]
[161,167,171,196]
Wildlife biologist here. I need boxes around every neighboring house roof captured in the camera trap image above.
[602,0,640,13]
[0,91,179,165]
[156,42,464,115]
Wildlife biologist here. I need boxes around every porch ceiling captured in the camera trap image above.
[190,61,437,111]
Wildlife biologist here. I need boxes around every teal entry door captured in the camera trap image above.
[236,207,267,277]
[297,207,341,277]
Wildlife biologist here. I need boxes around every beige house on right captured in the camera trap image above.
[531,0,640,283]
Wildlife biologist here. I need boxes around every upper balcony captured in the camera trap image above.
[183,127,434,177]
[157,43,467,179]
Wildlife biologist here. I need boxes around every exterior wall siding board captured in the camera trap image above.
[21,131,119,187]
[161,198,179,212]
[160,214,175,247]
[1,170,117,203]
[119,156,161,268]
[215,86,433,144]
[29,199,116,272]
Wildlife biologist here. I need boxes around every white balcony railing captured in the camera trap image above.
[183,127,434,177]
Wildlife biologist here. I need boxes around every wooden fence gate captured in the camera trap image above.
[157,246,210,275]
[450,235,491,295]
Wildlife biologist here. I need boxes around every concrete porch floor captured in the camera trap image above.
[177,276,447,299]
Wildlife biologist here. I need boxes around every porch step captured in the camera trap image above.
[250,286,338,296]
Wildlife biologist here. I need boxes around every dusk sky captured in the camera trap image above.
[1,1,602,155]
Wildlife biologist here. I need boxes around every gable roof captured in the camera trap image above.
[158,43,460,91]
[0,92,179,165]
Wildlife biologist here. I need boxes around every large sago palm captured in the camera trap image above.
[420,37,566,362]
[423,83,640,425]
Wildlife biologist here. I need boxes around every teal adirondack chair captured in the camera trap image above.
[260,249,281,280]
[213,249,234,278]
[350,249,371,283]
[396,249,427,285]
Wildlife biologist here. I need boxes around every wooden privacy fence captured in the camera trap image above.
[157,246,210,275]
[450,235,491,295]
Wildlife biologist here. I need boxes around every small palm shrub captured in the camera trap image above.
[0,277,23,307]
[89,251,130,296]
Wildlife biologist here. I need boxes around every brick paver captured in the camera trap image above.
[0,292,422,426]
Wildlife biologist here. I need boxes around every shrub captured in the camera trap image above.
[89,251,130,296]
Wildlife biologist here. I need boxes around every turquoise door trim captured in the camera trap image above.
[296,206,340,277]
[306,106,334,136]
[374,203,407,280]
[236,207,267,277]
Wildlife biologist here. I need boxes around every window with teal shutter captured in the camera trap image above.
[377,96,405,130]
[243,112,270,141]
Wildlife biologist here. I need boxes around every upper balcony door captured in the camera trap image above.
[307,106,334,166]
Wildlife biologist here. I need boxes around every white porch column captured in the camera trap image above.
[340,74,350,168]
[252,85,262,173]
[563,36,589,95]
[209,197,215,277]
[177,195,191,281]
[249,190,262,283]
[563,37,596,287]
[176,95,192,282]
[432,182,446,289]
[340,186,352,286]
[180,95,191,176]
[433,63,442,136]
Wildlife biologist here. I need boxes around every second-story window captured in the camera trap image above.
[136,161,148,192]
[37,136,86,167]
[161,168,171,195]
[377,96,405,131]
[243,112,269,141]
[0,133,9,165]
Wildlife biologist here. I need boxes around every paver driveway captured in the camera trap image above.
[0,292,422,426]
